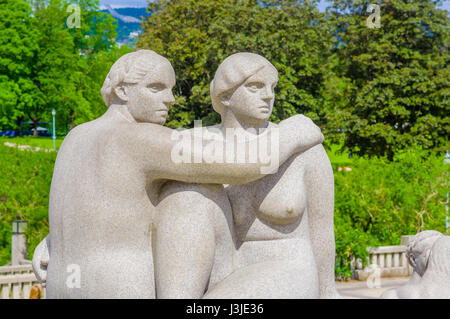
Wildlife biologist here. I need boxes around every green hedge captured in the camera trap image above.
[333,148,449,278]
[0,143,448,279]
[0,144,55,265]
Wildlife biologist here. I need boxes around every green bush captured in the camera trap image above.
[333,148,449,278]
[0,144,55,265]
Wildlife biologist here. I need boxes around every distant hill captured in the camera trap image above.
[100,7,150,47]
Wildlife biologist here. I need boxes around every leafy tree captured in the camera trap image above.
[137,0,334,128]
[325,0,450,159]
[29,0,121,132]
[25,0,78,136]
[0,0,40,134]
[0,0,127,134]
[60,0,125,129]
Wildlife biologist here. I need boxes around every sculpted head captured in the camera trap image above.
[406,230,444,276]
[210,52,278,126]
[101,49,176,125]
[427,235,450,275]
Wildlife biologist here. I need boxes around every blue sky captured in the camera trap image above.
[99,0,148,8]
[317,0,450,12]
[99,0,450,12]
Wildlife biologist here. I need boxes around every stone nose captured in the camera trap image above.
[164,91,176,106]
[261,85,274,102]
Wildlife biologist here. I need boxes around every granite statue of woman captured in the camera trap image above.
[32,50,324,298]
[154,53,339,299]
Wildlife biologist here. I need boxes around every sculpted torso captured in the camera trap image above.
[203,145,328,299]
[48,110,157,298]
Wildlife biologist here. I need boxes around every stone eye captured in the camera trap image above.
[148,83,165,93]
[246,82,264,92]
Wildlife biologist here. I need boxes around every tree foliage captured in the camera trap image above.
[325,0,450,159]
[0,0,40,134]
[0,0,132,134]
[138,0,449,159]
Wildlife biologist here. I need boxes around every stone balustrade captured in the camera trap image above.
[351,245,414,280]
[0,264,45,299]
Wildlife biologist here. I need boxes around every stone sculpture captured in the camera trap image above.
[32,234,49,285]
[32,50,325,298]
[154,53,339,299]
[381,230,450,299]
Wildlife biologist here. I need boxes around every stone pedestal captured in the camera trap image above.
[11,220,28,265]
[400,235,415,246]
[11,234,28,265]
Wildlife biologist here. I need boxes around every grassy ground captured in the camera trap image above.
[0,136,65,151]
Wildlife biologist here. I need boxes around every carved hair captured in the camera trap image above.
[427,235,450,274]
[210,52,277,117]
[101,50,171,106]
[406,230,443,269]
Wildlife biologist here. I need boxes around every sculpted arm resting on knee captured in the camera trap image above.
[153,187,217,298]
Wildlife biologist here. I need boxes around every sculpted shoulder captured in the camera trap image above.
[302,143,331,167]
[58,116,128,160]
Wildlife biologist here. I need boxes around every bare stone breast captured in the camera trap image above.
[255,159,306,225]
[227,154,307,241]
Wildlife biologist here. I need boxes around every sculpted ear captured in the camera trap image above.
[220,93,231,107]
[114,84,129,102]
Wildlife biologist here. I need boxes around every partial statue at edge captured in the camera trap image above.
[381,230,450,299]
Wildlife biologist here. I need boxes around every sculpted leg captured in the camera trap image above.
[153,183,222,298]
[203,259,319,299]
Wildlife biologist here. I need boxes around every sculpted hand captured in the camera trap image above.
[279,114,324,153]
[32,235,49,286]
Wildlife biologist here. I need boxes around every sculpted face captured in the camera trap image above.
[414,250,431,277]
[225,65,278,126]
[123,62,176,124]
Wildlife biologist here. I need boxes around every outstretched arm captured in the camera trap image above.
[305,144,340,298]
[122,114,323,185]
